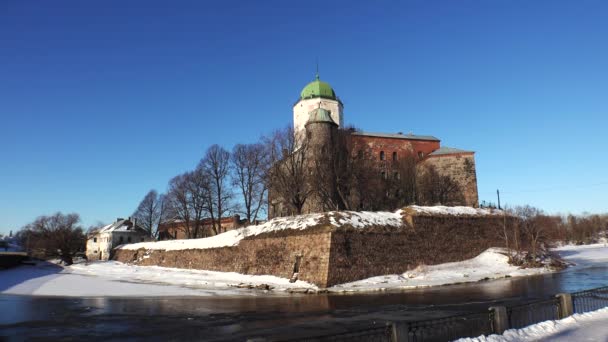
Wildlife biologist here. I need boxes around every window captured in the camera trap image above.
[119,236,124,243]
[380,151,385,161]
[128,236,132,243]
[141,238,145,242]
[381,171,386,179]
[394,172,400,180]
[93,238,97,243]
[418,151,425,159]
[94,250,98,253]
[392,152,397,161]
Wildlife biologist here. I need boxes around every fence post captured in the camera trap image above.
[556,293,574,318]
[489,306,509,334]
[390,321,408,342]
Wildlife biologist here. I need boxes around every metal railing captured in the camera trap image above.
[285,285,608,342]
[507,298,561,329]
[572,285,608,314]
[288,324,392,342]
[395,311,494,342]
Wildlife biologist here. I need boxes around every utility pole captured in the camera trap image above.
[497,189,501,210]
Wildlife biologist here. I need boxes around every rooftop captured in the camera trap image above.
[352,131,440,142]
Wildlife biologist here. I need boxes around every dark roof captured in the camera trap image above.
[352,131,440,141]
[428,146,474,156]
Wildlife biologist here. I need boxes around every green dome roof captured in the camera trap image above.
[300,74,337,100]
[307,107,336,125]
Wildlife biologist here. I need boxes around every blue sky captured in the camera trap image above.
[1,1,607,234]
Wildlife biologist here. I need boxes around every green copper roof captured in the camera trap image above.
[300,74,337,100]
[307,107,336,125]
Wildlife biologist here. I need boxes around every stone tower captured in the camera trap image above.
[293,74,343,144]
[304,107,338,213]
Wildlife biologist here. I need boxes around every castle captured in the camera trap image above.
[268,74,479,218]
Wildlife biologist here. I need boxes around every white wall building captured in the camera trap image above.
[86,218,153,261]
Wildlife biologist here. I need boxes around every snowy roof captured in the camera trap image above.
[352,131,440,141]
[428,146,473,156]
[96,219,146,234]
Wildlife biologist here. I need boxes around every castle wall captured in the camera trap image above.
[114,213,511,288]
[326,215,511,286]
[113,229,333,287]
[422,153,479,207]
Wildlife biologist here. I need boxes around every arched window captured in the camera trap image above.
[380,151,385,161]
[418,151,425,159]
[392,152,397,161]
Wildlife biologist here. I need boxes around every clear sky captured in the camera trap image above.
[1,1,607,234]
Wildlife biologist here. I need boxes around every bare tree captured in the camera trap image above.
[19,213,86,265]
[165,171,211,238]
[515,205,555,260]
[132,189,167,239]
[417,165,463,205]
[265,126,311,216]
[309,127,373,211]
[199,144,233,233]
[231,143,267,224]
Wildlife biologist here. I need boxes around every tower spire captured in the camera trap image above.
[315,58,319,80]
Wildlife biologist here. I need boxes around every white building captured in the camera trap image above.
[86,218,153,261]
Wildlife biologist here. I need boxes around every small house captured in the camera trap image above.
[86,217,153,261]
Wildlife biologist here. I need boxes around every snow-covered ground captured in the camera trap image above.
[1,242,606,297]
[456,307,608,342]
[0,260,314,297]
[553,242,608,267]
[331,248,552,292]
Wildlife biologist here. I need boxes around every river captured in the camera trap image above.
[1,261,607,341]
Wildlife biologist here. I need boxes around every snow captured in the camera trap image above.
[407,205,503,216]
[329,248,551,292]
[120,209,404,251]
[553,242,608,267]
[456,307,608,342]
[0,260,315,297]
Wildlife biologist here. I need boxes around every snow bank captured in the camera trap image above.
[120,209,404,251]
[406,205,503,216]
[329,248,551,292]
[457,307,608,342]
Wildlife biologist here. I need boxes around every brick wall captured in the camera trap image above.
[350,135,440,161]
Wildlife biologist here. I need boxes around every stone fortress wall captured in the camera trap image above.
[114,209,509,288]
